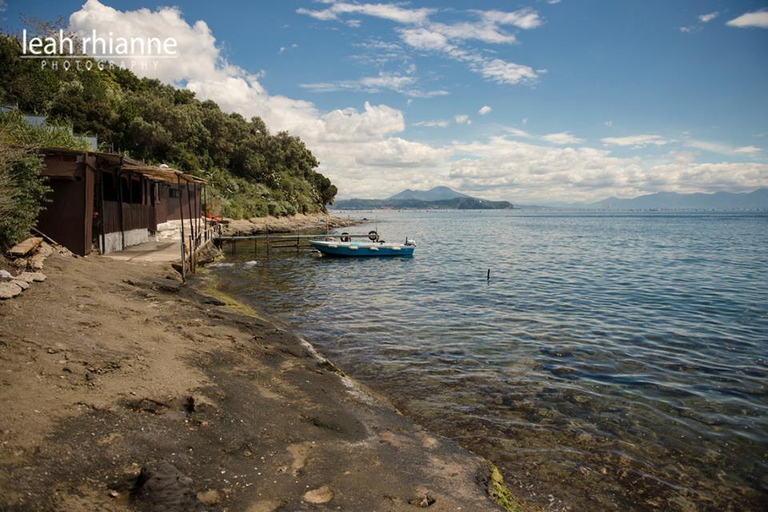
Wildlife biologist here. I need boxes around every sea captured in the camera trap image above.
[210,210,768,511]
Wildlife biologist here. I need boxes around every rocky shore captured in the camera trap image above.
[0,250,510,511]
[220,213,361,237]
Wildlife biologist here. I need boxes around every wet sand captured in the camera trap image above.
[0,250,510,511]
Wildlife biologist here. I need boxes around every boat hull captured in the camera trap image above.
[309,240,415,257]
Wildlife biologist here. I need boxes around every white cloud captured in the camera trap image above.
[70,0,222,84]
[321,102,405,142]
[299,72,447,98]
[297,2,435,25]
[541,132,585,145]
[0,0,7,13]
[478,105,492,115]
[426,21,518,44]
[503,126,532,138]
[602,134,671,148]
[726,10,768,29]
[733,146,761,154]
[398,27,451,51]
[687,140,763,155]
[548,0,562,4]
[299,3,541,87]
[413,120,450,127]
[680,11,721,33]
[455,114,472,125]
[477,8,542,30]
[448,136,768,203]
[604,120,613,127]
[476,58,538,85]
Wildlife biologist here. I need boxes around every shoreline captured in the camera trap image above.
[220,212,363,236]
[0,250,516,511]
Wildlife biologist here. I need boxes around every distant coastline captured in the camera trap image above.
[335,186,768,211]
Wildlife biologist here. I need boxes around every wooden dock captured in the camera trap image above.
[214,232,372,256]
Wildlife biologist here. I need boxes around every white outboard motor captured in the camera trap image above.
[405,238,417,247]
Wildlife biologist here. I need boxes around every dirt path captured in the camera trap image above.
[0,253,504,511]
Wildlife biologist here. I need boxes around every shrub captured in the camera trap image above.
[0,146,49,249]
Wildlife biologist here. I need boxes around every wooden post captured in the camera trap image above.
[98,168,106,254]
[117,170,125,250]
[202,183,207,242]
[194,182,200,249]
[176,175,186,281]
[266,231,270,258]
[296,233,300,255]
[186,181,195,272]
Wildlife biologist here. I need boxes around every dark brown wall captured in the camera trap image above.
[36,173,88,256]
[155,183,169,224]
[166,183,201,221]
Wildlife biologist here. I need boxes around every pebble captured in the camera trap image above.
[303,485,334,504]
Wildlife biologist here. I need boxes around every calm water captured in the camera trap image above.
[212,211,768,511]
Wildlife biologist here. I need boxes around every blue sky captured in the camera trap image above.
[2,0,767,202]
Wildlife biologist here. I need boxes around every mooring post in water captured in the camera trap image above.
[487,269,491,281]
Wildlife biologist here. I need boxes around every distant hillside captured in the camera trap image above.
[388,186,471,201]
[335,186,511,210]
[334,196,513,210]
[589,189,768,210]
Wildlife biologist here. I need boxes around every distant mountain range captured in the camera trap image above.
[584,189,768,210]
[388,186,471,201]
[333,187,768,211]
[334,186,513,210]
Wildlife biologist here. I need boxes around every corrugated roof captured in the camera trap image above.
[120,165,206,184]
[36,147,206,184]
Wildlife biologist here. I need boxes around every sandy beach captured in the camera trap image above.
[0,246,509,511]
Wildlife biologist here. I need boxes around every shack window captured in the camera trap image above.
[169,187,181,198]
[130,178,142,204]
[103,172,118,201]
[120,176,130,202]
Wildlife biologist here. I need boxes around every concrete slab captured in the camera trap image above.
[105,240,182,263]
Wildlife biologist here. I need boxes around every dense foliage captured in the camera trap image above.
[0,110,91,248]
[0,32,337,221]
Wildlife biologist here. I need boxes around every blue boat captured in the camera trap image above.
[309,231,416,257]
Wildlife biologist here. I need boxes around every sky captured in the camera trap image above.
[2,0,768,203]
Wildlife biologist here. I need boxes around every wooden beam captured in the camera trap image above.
[8,237,42,257]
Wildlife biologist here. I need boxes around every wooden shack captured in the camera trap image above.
[35,148,206,256]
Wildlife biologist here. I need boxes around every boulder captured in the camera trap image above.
[0,269,13,281]
[11,279,29,291]
[28,253,46,271]
[37,242,54,258]
[0,282,23,300]
[17,272,47,283]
